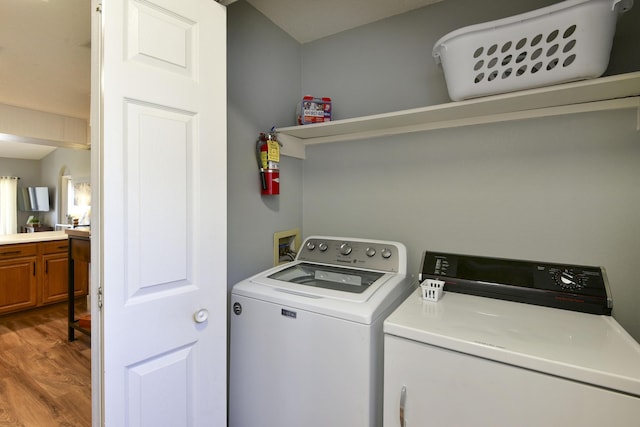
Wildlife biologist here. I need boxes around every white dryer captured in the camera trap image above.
[229,236,413,427]
[383,252,640,426]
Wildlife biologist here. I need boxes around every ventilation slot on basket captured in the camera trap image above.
[472,24,578,87]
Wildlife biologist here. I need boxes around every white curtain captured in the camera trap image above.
[0,177,18,235]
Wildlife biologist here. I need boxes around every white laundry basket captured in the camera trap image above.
[432,0,633,101]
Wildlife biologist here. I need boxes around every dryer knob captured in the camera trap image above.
[366,247,376,257]
[381,248,392,259]
[318,243,328,252]
[306,241,316,251]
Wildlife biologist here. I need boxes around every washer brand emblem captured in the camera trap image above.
[233,302,242,315]
[281,308,297,319]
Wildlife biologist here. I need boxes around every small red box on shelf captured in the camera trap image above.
[296,95,331,125]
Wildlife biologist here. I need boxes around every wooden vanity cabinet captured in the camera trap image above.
[0,243,38,315]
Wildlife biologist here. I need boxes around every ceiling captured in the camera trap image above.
[0,0,440,159]
[0,0,91,159]
[244,0,443,44]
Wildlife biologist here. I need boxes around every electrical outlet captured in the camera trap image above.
[273,228,301,266]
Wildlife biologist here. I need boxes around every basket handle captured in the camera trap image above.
[612,0,633,13]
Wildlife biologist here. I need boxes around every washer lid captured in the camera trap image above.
[246,260,398,304]
[384,289,640,397]
[267,262,383,294]
[232,260,411,324]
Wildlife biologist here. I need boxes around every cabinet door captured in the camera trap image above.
[0,256,38,314]
[42,253,67,304]
[42,253,89,305]
[73,258,89,296]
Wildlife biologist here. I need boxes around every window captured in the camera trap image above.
[0,176,18,235]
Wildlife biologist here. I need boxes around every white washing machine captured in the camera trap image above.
[383,252,640,426]
[229,236,414,427]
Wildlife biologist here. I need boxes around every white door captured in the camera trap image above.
[97,0,227,425]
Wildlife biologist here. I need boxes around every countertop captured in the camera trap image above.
[0,230,68,245]
[65,227,91,239]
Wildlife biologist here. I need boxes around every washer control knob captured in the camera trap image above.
[305,241,316,251]
[318,242,328,252]
[366,247,376,257]
[381,248,392,259]
[339,243,352,255]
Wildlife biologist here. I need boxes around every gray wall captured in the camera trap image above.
[298,0,640,341]
[226,0,640,339]
[303,111,640,340]
[301,0,639,119]
[301,0,560,118]
[227,1,303,286]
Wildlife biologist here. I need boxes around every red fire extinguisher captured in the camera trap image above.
[256,130,281,195]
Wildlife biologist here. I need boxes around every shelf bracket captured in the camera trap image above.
[278,134,306,159]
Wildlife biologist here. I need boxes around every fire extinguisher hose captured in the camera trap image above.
[256,135,268,190]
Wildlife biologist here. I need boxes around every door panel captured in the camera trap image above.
[125,102,192,293]
[127,344,195,426]
[99,0,226,425]
[127,1,196,76]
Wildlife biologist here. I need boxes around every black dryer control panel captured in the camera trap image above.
[419,252,612,315]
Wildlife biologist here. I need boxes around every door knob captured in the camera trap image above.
[193,309,209,323]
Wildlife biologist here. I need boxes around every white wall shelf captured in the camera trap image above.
[276,72,640,159]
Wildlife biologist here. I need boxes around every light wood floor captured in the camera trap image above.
[0,302,91,427]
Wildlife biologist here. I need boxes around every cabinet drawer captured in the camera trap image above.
[0,243,38,258]
[42,239,69,254]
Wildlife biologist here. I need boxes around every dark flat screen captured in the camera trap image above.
[456,257,534,288]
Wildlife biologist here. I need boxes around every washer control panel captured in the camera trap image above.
[297,237,405,273]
